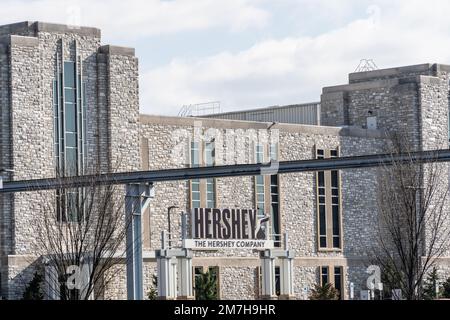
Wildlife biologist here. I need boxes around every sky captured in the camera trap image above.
[2,0,450,115]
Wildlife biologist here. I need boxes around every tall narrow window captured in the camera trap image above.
[189,140,216,208]
[205,142,216,208]
[54,57,86,223]
[319,266,344,300]
[191,142,201,208]
[254,143,280,246]
[316,148,342,250]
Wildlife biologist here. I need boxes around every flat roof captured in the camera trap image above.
[139,114,385,139]
[0,21,101,38]
[201,102,320,118]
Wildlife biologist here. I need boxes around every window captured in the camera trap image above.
[319,266,344,299]
[189,141,216,208]
[316,148,342,250]
[254,143,280,245]
[54,59,86,222]
[257,265,281,297]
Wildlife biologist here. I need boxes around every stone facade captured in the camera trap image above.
[138,115,387,299]
[0,21,139,299]
[1,21,450,300]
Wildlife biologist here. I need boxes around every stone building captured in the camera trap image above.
[0,21,449,300]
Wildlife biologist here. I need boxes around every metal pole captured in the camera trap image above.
[3,149,450,193]
[167,206,178,248]
[125,183,152,300]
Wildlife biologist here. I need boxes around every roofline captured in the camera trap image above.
[0,21,101,38]
[348,63,450,82]
[139,114,385,139]
[201,102,320,118]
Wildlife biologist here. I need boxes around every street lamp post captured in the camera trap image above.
[167,205,179,247]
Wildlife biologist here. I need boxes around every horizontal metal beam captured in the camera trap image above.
[1,149,450,194]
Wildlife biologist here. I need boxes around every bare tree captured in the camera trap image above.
[26,171,132,300]
[372,132,450,300]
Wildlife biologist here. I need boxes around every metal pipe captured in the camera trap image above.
[2,149,450,193]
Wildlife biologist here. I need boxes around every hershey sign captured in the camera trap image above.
[183,208,274,250]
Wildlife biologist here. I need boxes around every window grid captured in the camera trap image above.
[254,143,281,245]
[190,141,216,209]
[316,147,342,250]
[319,266,344,300]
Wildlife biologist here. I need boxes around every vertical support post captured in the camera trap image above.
[279,257,294,299]
[260,250,276,300]
[157,256,172,299]
[178,250,194,300]
[125,183,152,300]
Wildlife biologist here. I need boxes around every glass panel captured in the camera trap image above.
[320,236,327,248]
[256,175,264,185]
[317,149,324,159]
[256,145,264,163]
[65,88,76,103]
[330,150,338,158]
[65,148,77,176]
[191,142,199,167]
[206,179,214,191]
[270,175,278,185]
[331,171,339,187]
[192,191,200,201]
[66,132,77,147]
[318,172,324,187]
[274,266,281,296]
[333,237,340,248]
[332,206,340,236]
[321,267,329,284]
[319,195,326,204]
[65,104,76,132]
[64,62,75,87]
[334,267,342,297]
[319,205,326,235]
[191,180,200,192]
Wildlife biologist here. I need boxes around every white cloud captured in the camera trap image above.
[141,0,450,115]
[0,0,270,39]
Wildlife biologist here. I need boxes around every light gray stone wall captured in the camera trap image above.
[139,116,387,300]
[0,21,139,299]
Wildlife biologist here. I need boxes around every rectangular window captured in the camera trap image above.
[319,266,344,300]
[254,143,281,246]
[54,59,86,223]
[189,141,216,209]
[316,148,342,250]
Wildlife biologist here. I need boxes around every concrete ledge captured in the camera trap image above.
[139,114,385,139]
[321,91,345,101]
[349,63,433,82]
[35,21,101,38]
[0,21,101,38]
[99,45,135,56]
[323,78,399,94]
[9,35,39,47]
[418,75,443,85]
